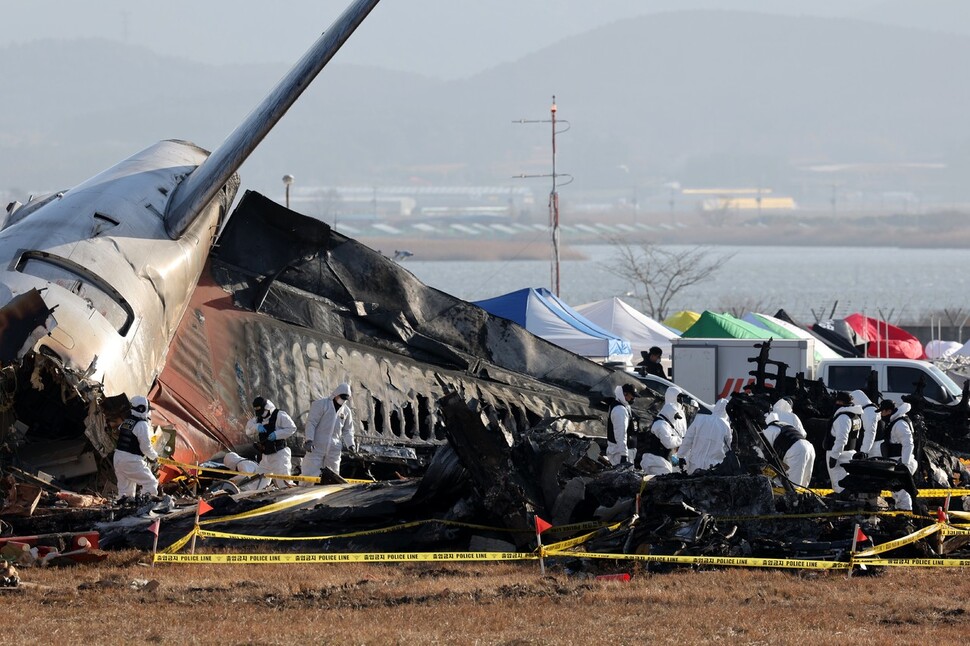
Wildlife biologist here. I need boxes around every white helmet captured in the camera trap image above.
[130,395,151,420]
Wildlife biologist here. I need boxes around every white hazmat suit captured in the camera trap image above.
[851,390,880,458]
[762,415,816,488]
[223,451,268,491]
[826,402,863,493]
[657,387,688,440]
[113,395,159,500]
[246,399,297,487]
[882,403,918,511]
[303,383,356,480]
[764,398,806,437]
[606,386,636,466]
[679,399,732,474]
[639,387,685,475]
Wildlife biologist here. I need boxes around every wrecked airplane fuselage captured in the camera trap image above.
[0,0,388,488]
[0,141,236,483]
[150,191,646,474]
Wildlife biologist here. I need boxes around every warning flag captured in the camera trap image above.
[535,516,553,535]
[147,519,160,536]
[855,527,868,543]
[198,499,214,516]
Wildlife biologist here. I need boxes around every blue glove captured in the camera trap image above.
[266,431,277,441]
[670,454,680,466]
[257,424,266,434]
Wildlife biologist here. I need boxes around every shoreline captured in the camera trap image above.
[360,211,970,261]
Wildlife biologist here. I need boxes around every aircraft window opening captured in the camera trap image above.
[389,408,403,437]
[417,395,432,440]
[16,251,134,335]
[372,398,385,435]
[401,402,417,438]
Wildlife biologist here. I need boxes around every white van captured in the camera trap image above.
[816,358,964,405]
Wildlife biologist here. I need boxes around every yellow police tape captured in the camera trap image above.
[155,551,535,564]
[852,523,942,558]
[198,485,353,525]
[158,457,372,485]
[160,528,196,554]
[541,522,625,554]
[775,487,970,498]
[196,519,613,543]
[851,557,970,567]
[157,521,970,568]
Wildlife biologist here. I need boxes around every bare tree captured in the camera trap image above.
[605,239,733,320]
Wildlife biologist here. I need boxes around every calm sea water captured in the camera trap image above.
[404,245,970,324]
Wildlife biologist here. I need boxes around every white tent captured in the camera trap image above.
[927,340,962,359]
[949,339,970,358]
[742,312,842,361]
[574,297,678,358]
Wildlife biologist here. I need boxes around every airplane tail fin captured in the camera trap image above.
[163,0,381,238]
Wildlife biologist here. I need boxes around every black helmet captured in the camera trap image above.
[252,396,267,416]
[878,399,896,412]
[621,383,640,399]
[834,391,853,405]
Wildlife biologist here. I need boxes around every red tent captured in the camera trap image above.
[844,313,925,359]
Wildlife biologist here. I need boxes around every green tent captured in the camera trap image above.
[679,310,774,339]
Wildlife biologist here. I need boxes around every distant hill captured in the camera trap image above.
[856,0,970,36]
[3,11,970,202]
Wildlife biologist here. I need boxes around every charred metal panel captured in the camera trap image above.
[215,192,624,397]
[146,191,646,467]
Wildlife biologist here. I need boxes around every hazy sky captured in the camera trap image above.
[6,0,885,79]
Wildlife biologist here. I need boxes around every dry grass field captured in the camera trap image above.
[2,552,967,645]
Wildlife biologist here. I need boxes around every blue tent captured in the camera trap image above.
[474,287,632,360]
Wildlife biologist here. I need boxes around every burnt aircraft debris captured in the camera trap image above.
[4,187,970,567]
[3,5,970,571]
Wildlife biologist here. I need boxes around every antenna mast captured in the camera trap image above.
[513,96,571,296]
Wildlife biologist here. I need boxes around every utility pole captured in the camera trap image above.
[513,96,571,296]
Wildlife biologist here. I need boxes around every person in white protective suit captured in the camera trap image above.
[658,386,689,441]
[824,391,863,493]
[764,398,806,436]
[113,395,160,500]
[679,399,733,474]
[302,383,356,481]
[606,384,640,466]
[223,451,269,492]
[852,389,881,459]
[762,412,816,488]
[878,400,919,511]
[638,386,685,475]
[246,397,296,487]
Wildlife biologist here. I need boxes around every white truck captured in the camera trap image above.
[816,357,965,405]
[669,336,964,406]
[670,337,816,404]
